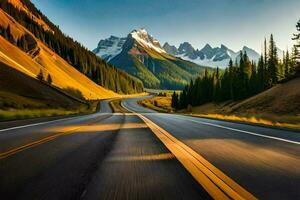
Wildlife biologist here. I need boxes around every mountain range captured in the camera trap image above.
[93,29,209,89]
[163,42,261,68]
[94,31,285,70]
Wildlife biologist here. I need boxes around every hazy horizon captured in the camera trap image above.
[32,0,300,53]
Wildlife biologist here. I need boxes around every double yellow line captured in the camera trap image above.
[123,104,257,200]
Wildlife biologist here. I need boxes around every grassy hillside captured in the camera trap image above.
[0,61,83,108]
[230,77,300,115]
[0,0,143,95]
[141,78,300,129]
[188,77,300,128]
[0,31,117,100]
[0,61,96,120]
[0,0,142,120]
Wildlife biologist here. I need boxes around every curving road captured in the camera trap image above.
[0,97,299,200]
[0,99,209,200]
[122,96,300,200]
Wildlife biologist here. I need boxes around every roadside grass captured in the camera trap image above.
[145,89,180,96]
[0,109,77,121]
[139,96,300,130]
[138,96,173,113]
[0,91,99,121]
[190,113,300,130]
[0,91,45,109]
[109,99,128,113]
[0,103,98,121]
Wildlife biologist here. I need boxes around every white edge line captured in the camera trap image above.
[121,101,300,145]
[0,113,111,132]
[182,117,300,145]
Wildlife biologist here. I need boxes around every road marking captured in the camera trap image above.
[0,113,112,133]
[0,114,112,159]
[0,126,81,159]
[122,102,257,200]
[133,112,300,145]
[177,117,300,145]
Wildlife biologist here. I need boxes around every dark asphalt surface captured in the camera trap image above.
[122,96,300,200]
[0,99,210,200]
[1,96,300,200]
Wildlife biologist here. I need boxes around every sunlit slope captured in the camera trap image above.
[0,61,82,109]
[6,0,52,32]
[231,77,300,115]
[0,9,117,100]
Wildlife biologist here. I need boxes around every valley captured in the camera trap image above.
[94,29,210,89]
[0,0,299,200]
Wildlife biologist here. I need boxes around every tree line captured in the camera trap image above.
[0,25,30,52]
[172,21,300,109]
[0,0,144,94]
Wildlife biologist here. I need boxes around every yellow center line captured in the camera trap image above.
[0,114,113,160]
[122,103,257,200]
[0,126,81,159]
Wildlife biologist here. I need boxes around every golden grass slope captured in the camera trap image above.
[7,0,53,32]
[0,9,118,100]
[188,78,300,129]
[0,9,25,38]
[231,77,300,115]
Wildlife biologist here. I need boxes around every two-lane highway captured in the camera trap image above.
[0,96,299,200]
[122,96,300,200]
[0,99,209,200]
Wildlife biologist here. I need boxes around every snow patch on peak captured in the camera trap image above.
[130,28,166,54]
[93,36,126,61]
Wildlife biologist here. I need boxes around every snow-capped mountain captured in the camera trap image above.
[93,29,167,62]
[163,42,261,68]
[129,28,167,54]
[93,29,207,89]
[93,36,127,61]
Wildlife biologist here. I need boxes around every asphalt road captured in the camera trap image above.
[122,96,300,200]
[0,97,299,200]
[0,100,209,200]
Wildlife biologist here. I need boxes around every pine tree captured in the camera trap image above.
[267,34,279,86]
[6,25,14,44]
[237,51,248,99]
[213,67,221,102]
[37,69,44,81]
[284,50,290,76]
[257,55,265,92]
[291,46,299,74]
[228,59,234,99]
[292,19,300,74]
[171,91,179,108]
[47,74,53,85]
[264,38,268,66]
[249,61,257,95]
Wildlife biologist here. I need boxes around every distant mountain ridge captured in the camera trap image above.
[94,29,209,89]
[163,42,261,68]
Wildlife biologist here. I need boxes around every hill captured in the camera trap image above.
[0,0,143,100]
[182,77,300,127]
[230,77,300,115]
[0,61,82,109]
[94,29,210,89]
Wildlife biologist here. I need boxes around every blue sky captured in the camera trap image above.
[32,0,300,53]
